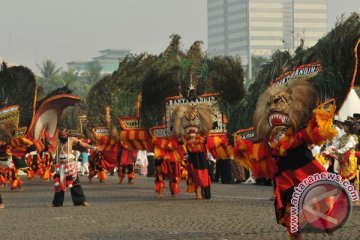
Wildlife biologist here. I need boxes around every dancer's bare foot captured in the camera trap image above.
[0,203,5,209]
[75,202,90,207]
[195,188,202,200]
[353,200,360,206]
[157,193,164,198]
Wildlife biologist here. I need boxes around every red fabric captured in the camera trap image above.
[100,150,117,172]
[192,168,211,188]
[120,149,135,165]
[161,161,169,175]
[274,160,326,210]
[11,150,26,159]
[251,160,263,178]
[165,161,181,179]
[343,151,351,163]
[293,159,326,181]
[267,157,278,180]
[185,137,207,153]
[155,180,165,193]
[98,142,120,172]
[121,130,154,151]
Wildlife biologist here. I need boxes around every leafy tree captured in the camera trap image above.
[0,63,37,127]
[62,68,79,85]
[60,102,87,131]
[206,56,245,141]
[87,61,102,84]
[37,59,63,92]
[140,65,180,130]
[140,35,185,129]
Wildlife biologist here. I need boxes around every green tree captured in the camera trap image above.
[0,63,37,127]
[61,68,91,97]
[243,56,268,89]
[37,59,63,93]
[62,68,79,85]
[87,61,102,84]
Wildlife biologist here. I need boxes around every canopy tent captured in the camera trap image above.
[338,88,360,119]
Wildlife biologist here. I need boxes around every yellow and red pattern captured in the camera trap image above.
[304,100,337,146]
[92,135,119,172]
[10,137,33,158]
[152,136,184,162]
[270,100,337,157]
[0,160,23,190]
[120,130,153,151]
[95,135,118,152]
[184,136,207,153]
[207,133,233,159]
[233,137,274,179]
[33,126,57,154]
[40,153,53,181]
[233,137,254,170]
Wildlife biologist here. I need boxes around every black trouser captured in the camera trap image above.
[120,164,134,175]
[147,155,155,177]
[220,159,233,184]
[214,160,221,182]
[215,159,233,183]
[52,176,86,206]
[209,161,215,181]
[0,194,2,204]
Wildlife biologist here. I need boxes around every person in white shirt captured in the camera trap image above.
[330,116,346,173]
[336,120,360,206]
[136,150,148,176]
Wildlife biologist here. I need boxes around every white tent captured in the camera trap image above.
[338,88,360,119]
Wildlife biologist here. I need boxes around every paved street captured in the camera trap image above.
[0,175,359,240]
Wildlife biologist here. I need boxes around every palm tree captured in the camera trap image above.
[37,59,63,93]
[37,59,62,84]
[87,61,102,84]
[62,68,79,85]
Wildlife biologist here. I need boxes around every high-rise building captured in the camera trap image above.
[208,0,327,66]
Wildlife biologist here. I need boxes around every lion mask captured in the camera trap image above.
[0,121,16,146]
[172,104,213,141]
[253,78,317,141]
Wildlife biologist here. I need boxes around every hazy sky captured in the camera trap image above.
[0,0,359,73]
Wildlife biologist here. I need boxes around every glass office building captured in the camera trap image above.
[208,0,327,65]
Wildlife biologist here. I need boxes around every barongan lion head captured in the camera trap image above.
[0,121,16,146]
[172,104,213,141]
[253,78,317,140]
